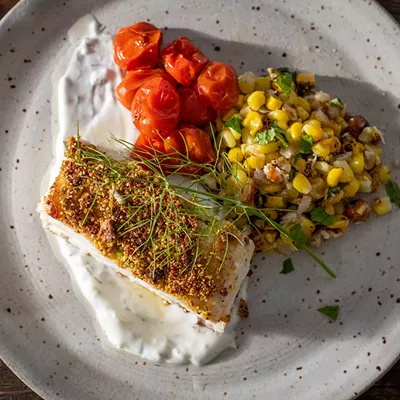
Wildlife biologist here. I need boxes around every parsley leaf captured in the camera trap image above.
[281,258,294,274]
[385,180,400,208]
[317,305,339,321]
[329,98,344,109]
[224,115,243,133]
[327,182,348,199]
[289,224,311,247]
[255,122,289,148]
[289,169,295,181]
[299,134,313,155]
[310,207,337,227]
[276,72,294,95]
[293,153,302,165]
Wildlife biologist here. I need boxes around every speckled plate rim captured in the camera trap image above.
[0,0,399,399]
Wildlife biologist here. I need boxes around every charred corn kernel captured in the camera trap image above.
[334,202,345,215]
[281,187,299,202]
[239,104,252,118]
[242,159,253,173]
[330,137,341,153]
[296,72,316,88]
[324,190,344,205]
[221,129,236,148]
[333,160,354,182]
[357,171,373,193]
[266,196,285,208]
[343,178,360,198]
[327,168,343,187]
[335,116,349,131]
[268,110,289,124]
[353,141,365,155]
[264,151,280,163]
[255,76,271,91]
[324,203,335,215]
[314,161,332,175]
[293,173,312,194]
[309,178,327,200]
[290,122,303,141]
[312,142,331,157]
[321,120,341,136]
[349,153,365,174]
[373,196,392,215]
[323,127,335,138]
[236,94,245,108]
[263,210,279,219]
[327,215,349,229]
[375,164,391,183]
[264,183,284,193]
[298,215,316,236]
[258,142,279,154]
[222,108,238,122]
[243,111,263,136]
[238,72,256,94]
[247,91,266,111]
[228,147,244,163]
[365,144,383,157]
[216,117,224,132]
[241,127,254,145]
[266,95,283,111]
[296,106,310,121]
[359,126,381,144]
[297,97,311,112]
[293,157,307,173]
[304,123,323,141]
[248,154,266,169]
[264,231,278,244]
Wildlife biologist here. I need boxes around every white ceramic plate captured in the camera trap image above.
[1,0,399,399]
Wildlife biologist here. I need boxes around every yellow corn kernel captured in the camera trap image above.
[303,123,323,141]
[258,142,279,154]
[281,187,299,202]
[238,72,256,94]
[298,215,316,237]
[373,196,392,215]
[264,231,278,244]
[227,147,244,163]
[324,203,335,215]
[356,171,373,193]
[293,173,312,194]
[241,127,254,145]
[266,95,283,111]
[265,196,285,208]
[268,110,289,124]
[255,76,272,91]
[327,215,349,229]
[264,151,280,163]
[263,210,279,220]
[296,106,310,121]
[321,120,342,136]
[358,126,381,144]
[216,117,224,132]
[353,141,365,155]
[248,154,266,169]
[290,122,303,141]
[221,129,236,148]
[327,168,344,187]
[333,160,354,182]
[334,202,345,215]
[297,97,312,112]
[324,190,344,205]
[222,108,238,122]
[307,119,321,127]
[375,164,391,184]
[314,161,332,175]
[309,178,327,200]
[236,94,245,108]
[293,157,306,173]
[239,104,252,118]
[243,111,263,136]
[286,91,298,106]
[349,153,365,174]
[247,91,266,111]
[365,144,383,157]
[335,116,349,131]
[276,120,288,130]
[296,72,316,88]
[323,127,335,138]
[312,142,331,157]
[343,178,360,198]
[242,159,253,174]
[263,183,283,193]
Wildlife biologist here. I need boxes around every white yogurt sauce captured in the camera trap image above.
[42,15,242,365]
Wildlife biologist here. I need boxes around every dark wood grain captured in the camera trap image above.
[0,0,400,399]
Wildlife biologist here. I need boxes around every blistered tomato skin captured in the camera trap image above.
[116,69,177,110]
[161,37,208,86]
[195,62,239,115]
[131,77,180,140]
[114,22,162,71]
[179,87,216,126]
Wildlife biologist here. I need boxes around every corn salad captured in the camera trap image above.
[215,68,392,254]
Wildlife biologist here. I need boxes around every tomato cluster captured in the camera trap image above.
[114,22,239,174]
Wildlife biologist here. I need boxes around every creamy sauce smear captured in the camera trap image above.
[42,15,242,365]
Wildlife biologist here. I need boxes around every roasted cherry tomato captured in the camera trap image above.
[195,62,239,115]
[176,125,216,174]
[161,37,208,86]
[179,87,216,126]
[131,77,180,139]
[114,22,162,71]
[116,69,177,110]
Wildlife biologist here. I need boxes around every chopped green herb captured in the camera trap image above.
[255,122,288,148]
[329,98,344,109]
[276,72,294,95]
[317,305,339,321]
[293,153,302,165]
[327,182,347,199]
[281,258,294,274]
[310,207,337,227]
[290,224,311,247]
[385,180,400,208]
[289,169,296,181]
[224,114,243,133]
[299,134,313,155]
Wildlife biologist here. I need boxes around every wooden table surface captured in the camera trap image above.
[1,0,400,399]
